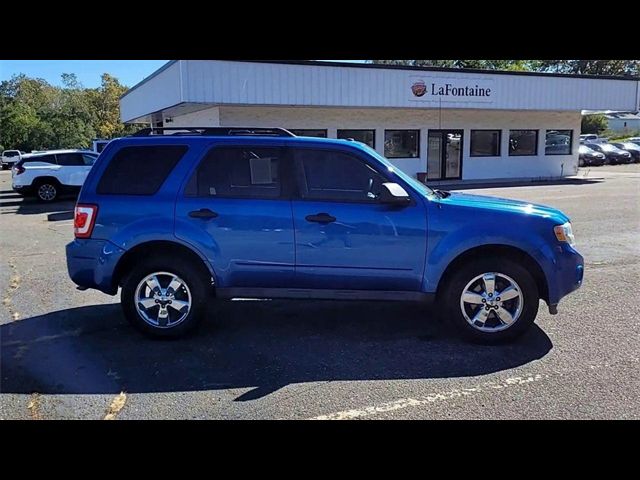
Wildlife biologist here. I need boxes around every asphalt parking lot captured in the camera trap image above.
[1,165,639,420]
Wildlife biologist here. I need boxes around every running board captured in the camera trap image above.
[216,287,435,303]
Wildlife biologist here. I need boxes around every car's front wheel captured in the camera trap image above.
[121,258,209,338]
[441,257,539,344]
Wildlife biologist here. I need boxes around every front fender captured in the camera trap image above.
[423,205,557,294]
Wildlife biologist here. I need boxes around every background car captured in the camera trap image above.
[12,149,98,202]
[610,142,640,162]
[580,134,599,143]
[585,142,633,164]
[626,137,640,147]
[1,150,22,169]
[578,144,606,166]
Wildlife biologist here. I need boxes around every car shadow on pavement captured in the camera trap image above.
[0,300,552,401]
[0,195,76,217]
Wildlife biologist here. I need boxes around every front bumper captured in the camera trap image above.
[546,244,584,312]
[66,239,126,295]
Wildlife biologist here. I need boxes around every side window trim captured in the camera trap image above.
[184,144,288,200]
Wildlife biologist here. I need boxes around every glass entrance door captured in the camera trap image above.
[427,130,463,180]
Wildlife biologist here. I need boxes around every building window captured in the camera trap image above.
[384,130,420,158]
[470,130,501,157]
[288,129,327,138]
[545,130,572,155]
[509,130,538,156]
[337,129,375,148]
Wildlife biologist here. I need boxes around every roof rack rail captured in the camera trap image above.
[132,127,296,137]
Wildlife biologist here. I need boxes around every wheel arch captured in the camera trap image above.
[32,176,61,186]
[436,244,549,304]
[111,240,216,291]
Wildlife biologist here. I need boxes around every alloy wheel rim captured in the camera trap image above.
[38,184,56,201]
[459,272,523,333]
[134,271,192,328]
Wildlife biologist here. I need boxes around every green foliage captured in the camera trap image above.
[581,114,608,134]
[372,60,542,71]
[0,73,141,153]
[371,60,639,76]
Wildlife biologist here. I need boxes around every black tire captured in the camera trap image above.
[121,256,210,338]
[34,179,59,202]
[1,164,8,170]
[440,256,539,344]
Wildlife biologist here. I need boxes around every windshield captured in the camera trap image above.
[3,151,19,157]
[360,144,435,197]
[579,145,594,153]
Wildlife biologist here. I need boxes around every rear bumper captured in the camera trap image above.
[546,244,584,308]
[66,239,126,295]
[12,184,34,195]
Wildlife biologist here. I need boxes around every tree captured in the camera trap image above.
[0,72,139,153]
[372,60,540,71]
[537,60,639,76]
[371,59,639,76]
[581,114,608,134]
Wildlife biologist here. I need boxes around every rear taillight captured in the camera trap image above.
[14,165,25,175]
[74,204,98,239]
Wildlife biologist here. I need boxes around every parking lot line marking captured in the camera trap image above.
[27,393,42,420]
[104,392,127,420]
[310,374,545,420]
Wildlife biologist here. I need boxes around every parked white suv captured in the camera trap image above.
[12,149,99,202]
[1,150,23,169]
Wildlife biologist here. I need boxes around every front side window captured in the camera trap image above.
[509,130,538,156]
[97,145,187,195]
[186,146,282,199]
[545,130,572,155]
[288,129,327,138]
[293,148,387,202]
[337,129,375,148]
[384,130,419,158]
[470,130,501,156]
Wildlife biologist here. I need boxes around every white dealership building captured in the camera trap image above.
[120,60,640,183]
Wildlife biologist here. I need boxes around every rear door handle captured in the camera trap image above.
[189,208,218,219]
[305,213,336,223]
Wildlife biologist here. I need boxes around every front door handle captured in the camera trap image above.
[305,213,336,224]
[189,208,218,219]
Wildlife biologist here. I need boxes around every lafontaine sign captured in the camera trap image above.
[409,75,495,104]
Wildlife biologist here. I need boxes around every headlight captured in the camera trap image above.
[554,222,575,246]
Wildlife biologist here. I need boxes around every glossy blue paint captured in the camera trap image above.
[175,198,296,287]
[292,200,427,290]
[67,133,584,312]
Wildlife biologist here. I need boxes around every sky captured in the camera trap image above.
[0,60,367,89]
[0,60,170,88]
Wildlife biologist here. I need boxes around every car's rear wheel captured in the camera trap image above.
[441,257,539,344]
[35,180,59,202]
[121,258,209,338]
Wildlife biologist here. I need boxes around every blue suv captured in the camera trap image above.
[66,127,584,343]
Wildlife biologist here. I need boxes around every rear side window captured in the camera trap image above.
[22,155,56,165]
[185,146,282,199]
[56,153,84,166]
[97,145,187,195]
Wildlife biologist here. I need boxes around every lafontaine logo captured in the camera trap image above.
[411,80,427,97]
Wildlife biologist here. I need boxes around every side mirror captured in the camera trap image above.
[379,182,411,205]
